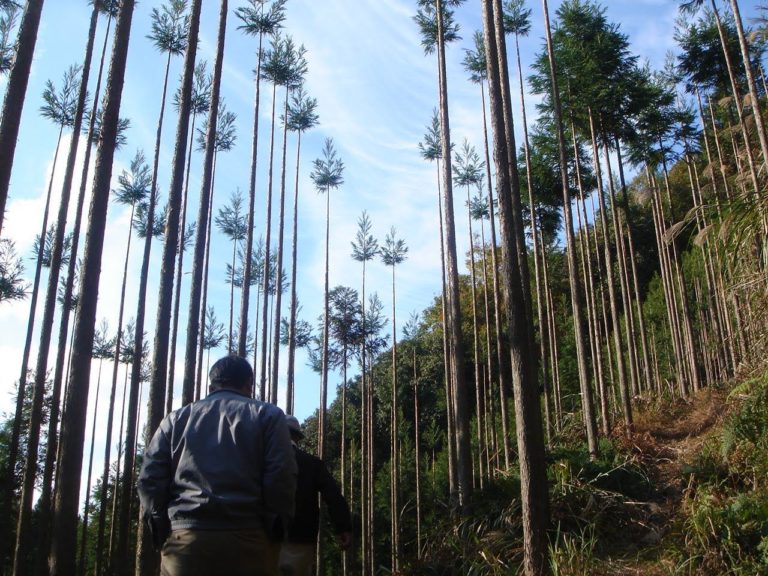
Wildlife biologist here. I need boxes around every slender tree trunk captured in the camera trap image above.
[466,189,485,488]
[479,81,511,470]
[658,153,701,393]
[6,125,61,575]
[602,133,640,401]
[77,359,103,576]
[47,11,113,573]
[115,45,174,574]
[4,130,62,478]
[341,350,349,576]
[477,81,504,471]
[95,200,135,576]
[49,2,137,573]
[478,218,499,471]
[710,1,760,194]
[28,9,100,574]
[195,165,216,399]
[270,89,291,399]
[228,236,237,352]
[579,192,609,434]
[167,112,197,413]
[413,346,421,560]
[518,32,552,444]
[139,0,203,571]
[319,189,331,459]
[543,2,599,457]
[614,138,653,393]
[587,111,631,431]
[389,263,400,572]
[238,32,265,357]
[0,0,46,235]
[259,82,278,399]
[437,176,456,499]
[484,2,550,573]
[181,0,228,406]
[435,0,472,510]
[358,259,369,574]
[286,130,303,413]
[728,0,768,170]
[647,167,686,394]
[107,363,130,568]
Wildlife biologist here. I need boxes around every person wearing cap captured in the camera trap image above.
[137,355,297,576]
[279,415,352,576]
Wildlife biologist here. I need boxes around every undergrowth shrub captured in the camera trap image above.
[412,438,656,575]
[676,377,768,575]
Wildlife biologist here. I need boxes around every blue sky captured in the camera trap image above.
[0,0,762,499]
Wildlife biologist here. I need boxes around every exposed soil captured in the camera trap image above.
[594,387,729,575]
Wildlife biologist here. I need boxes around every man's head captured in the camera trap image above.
[285,415,304,442]
[208,355,254,395]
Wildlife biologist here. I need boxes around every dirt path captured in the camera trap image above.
[599,388,727,575]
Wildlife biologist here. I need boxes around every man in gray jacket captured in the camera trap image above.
[137,355,296,576]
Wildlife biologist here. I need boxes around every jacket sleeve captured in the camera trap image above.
[137,415,173,547]
[261,406,297,539]
[318,459,352,534]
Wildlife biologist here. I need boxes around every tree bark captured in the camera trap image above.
[543,1,599,457]
[0,0,46,235]
[483,2,550,573]
[49,1,136,573]
[26,7,99,571]
[139,0,202,571]
[181,0,228,406]
[238,31,265,357]
[435,0,472,510]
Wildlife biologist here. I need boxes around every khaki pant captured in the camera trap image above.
[161,528,280,576]
[278,542,316,576]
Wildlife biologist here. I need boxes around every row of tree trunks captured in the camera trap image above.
[49,1,137,574]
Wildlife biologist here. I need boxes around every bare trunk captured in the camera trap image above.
[181,0,228,406]
[588,110,631,431]
[435,0,472,510]
[96,199,135,576]
[77,359,103,576]
[27,10,101,572]
[238,32,265,356]
[115,46,173,574]
[0,0,46,235]
[319,188,330,460]
[139,0,203,570]
[484,2,550,572]
[269,89,291,398]
[49,2,136,572]
[259,82,278,399]
[729,0,768,170]
[167,112,198,413]
[543,5,598,457]
[286,131,302,413]
[9,126,62,576]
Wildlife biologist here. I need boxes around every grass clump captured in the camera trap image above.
[671,377,768,575]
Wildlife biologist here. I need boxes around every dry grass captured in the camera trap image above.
[588,387,731,575]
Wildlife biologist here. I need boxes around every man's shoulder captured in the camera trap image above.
[202,391,286,420]
[295,447,323,466]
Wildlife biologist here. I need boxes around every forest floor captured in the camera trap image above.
[592,386,728,575]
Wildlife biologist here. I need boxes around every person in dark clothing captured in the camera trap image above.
[137,355,296,576]
[279,415,352,576]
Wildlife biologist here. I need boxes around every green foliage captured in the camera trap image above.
[0,238,28,303]
[674,377,768,574]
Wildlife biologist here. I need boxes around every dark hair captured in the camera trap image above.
[209,355,253,391]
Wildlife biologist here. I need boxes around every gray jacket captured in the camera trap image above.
[137,389,296,539]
